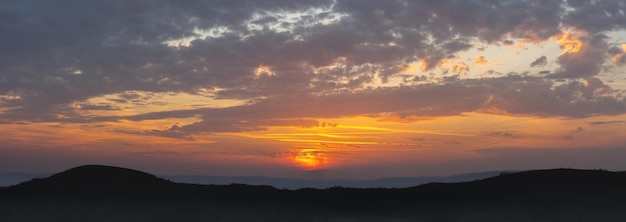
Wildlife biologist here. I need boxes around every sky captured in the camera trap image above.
[1,0,626,180]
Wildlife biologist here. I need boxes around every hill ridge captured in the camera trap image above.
[3,165,626,221]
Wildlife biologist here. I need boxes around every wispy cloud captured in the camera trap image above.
[588,120,625,125]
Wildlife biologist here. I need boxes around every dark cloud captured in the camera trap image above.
[608,46,623,55]
[77,104,121,111]
[117,75,626,134]
[0,0,625,126]
[563,0,626,33]
[549,34,609,79]
[571,126,584,133]
[563,135,574,140]
[588,120,624,125]
[484,131,521,139]
[611,45,626,66]
[530,55,548,67]
[114,123,195,141]
[538,70,551,75]
[502,40,515,45]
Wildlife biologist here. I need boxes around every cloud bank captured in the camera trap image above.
[1,0,626,138]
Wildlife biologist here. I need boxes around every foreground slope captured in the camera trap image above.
[1,166,626,222]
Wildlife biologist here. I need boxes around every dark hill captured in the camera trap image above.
[47,165,170,186]
[2,166,626,221]
[410,169,626,202]
[0,165,176,198]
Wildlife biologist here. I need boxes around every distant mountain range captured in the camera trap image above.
[162,171,508,189]
[0,170,508,189]
[2,165,626,222]
[0,172,51,188]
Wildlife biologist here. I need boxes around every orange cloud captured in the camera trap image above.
[474,56,489,66]
[557,32,584,56]
[611,44,626,66]
[431,58,470,73]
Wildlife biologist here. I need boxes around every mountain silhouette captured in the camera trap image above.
[1,165,175,198]
[2,166,626,222]
[162,170,505,189]
[408,169,626,204]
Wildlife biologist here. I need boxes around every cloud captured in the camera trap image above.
[571,126,584,133]
[474,56,489,66]
[530,55,548,67]
[451,63,470,73]
[611,44,626,66]
[484,131,521,139]
[549,33,609,79]
[588,120,624,126]
[563,135,574,140]
[563,0,626,33]
[114,123,195,141]
[116,75,626,134]
[181,118,320,134]
[77,103,121,111]
[0,0,625,128]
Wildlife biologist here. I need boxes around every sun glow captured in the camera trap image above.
[293,148,328,170]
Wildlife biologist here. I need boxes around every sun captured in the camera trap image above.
[293,148,328,170]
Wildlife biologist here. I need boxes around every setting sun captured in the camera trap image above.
[3,1,626,220]
[0,0,625,180]
[293,148,328,170]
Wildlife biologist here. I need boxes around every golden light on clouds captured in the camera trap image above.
[402,63,421,74]
[473,56,489,66]
[293,147,328,170]
[612,44,626,65]
[74,91,246,117]
[557,32,584,55]
[3,0,626,178]
[254,65,275,78]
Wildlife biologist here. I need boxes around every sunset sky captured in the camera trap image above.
[1,0,626,179]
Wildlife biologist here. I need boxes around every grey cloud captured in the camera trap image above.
[1,0,626,125]
[114,124,195,141]
[78,104,121,111]
[538,70,551,75]
[608,46,623,55]
[418,0,563,42]
[549,34,609,79]
[564,0,626,33]
[530,55,548,67]
[442,40,473,54]
[563,135,574,140]
[118,92,144,101]
[588,120,624,125]
[485,131,521,139]
[571,126,584,133]
[611,46,626,66]
[120,76,626,134]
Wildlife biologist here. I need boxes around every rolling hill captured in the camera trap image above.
[1,165,626,222]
